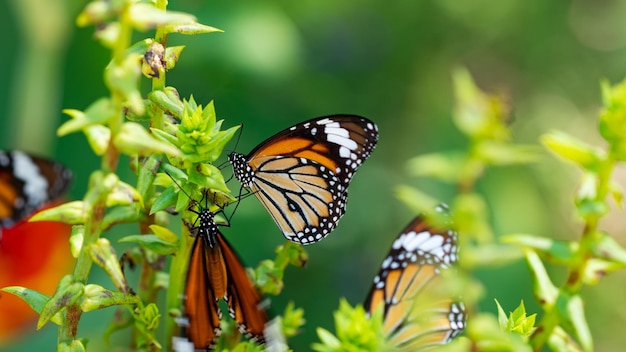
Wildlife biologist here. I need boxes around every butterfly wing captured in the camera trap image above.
[218,233,267,344]
[229,115,378,244]
[184,236,223,350]
[364,213,465,351]
[0,150,71,228]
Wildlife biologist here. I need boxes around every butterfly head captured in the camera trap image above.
[228,152,254,187]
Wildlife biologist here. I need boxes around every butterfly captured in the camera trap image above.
[181,195,267,350]
[228,115,378,245]
[363,205,466,351]
[0,150,72,230]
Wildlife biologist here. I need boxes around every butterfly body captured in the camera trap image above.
[0,150,71,229]
[228,115,378,244]
[183,205,267,350]
[364,206,466,350]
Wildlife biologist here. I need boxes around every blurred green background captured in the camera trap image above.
[1,0,626,351]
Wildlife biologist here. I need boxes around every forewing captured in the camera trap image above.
[247,115,378,181]
[218,234,267,344]
[184,236,222,350]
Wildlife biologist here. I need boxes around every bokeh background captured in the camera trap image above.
[1,0,626,350]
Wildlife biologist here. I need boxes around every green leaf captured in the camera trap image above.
[454,193,494,243]
[590,231,626,265]
[128,3,197,31]
[475,141,539,165]
[466,313,533,351]
[138,303,161,331]
[103,206,146,230]
[394,185,441,216]
[275,241,308,269]
[164,46,185,70]
[148,87,184,118]
[610,181,624,208]
[495,299,508,330]
[504,301,536,337]
[106,179,143,207]
[38,275,84,329]
[29,200,86,224]
[162,22,223,35]
[312,299,387,352]
[575,173,609,220]
[80,284,139,312]
[541,131,606,171]
[255,260,283,295]
[548,326,585,352]
[524,249,558,307]
[599,78,626,160]
[150,224,179,244]
[281,302,305,338]
[313,328,340,351]
[94,22,121,50]
[104,54,144,115]
[501,234,578,265]
[119,234,179,255]
[0,287,62,325]
[84,124,111,156]
[114,122,182,157]
[58,98,115,136]
[188,164,231,194]
[57,339,87,352]
[89,238,131,293]
[582,258,624,285]
[70,225,84,258]
[405,152,465,182]
[452,67,511,141]
[555,293,593,352]
[151,186,178,214]
[463,244,523,268]
[76,0,114,27]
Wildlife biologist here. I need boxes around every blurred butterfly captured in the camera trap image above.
[181,194,267,350]
[0,150,71,231]
[228,115,378,245]
[363,205,466,351]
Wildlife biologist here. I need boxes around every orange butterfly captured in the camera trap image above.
[181,199,267,350]
[228,115,378,245]
[364,205,466,351]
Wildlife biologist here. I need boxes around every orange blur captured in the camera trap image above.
[0,208,72,344]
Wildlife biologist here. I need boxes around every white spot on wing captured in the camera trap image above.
[12,151,48,206]
[326,134,358,150]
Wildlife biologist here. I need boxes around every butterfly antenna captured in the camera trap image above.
[218,123,244,171]
[164,170,199,212]
[226,184,247,225]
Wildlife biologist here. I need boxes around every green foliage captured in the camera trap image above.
[496,300,536,338]
[391,68,626,351]
[0,0,306,350]
[312,299,388,352]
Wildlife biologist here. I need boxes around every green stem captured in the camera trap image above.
[166,209,196,350]
[530,157,615,350]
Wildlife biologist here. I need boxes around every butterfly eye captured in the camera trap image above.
[229,115,378,244]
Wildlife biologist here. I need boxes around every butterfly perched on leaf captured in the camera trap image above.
[228,115,378,245]
[363,205,466,351]
[180,194,267,350]
[0,150,72,232]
